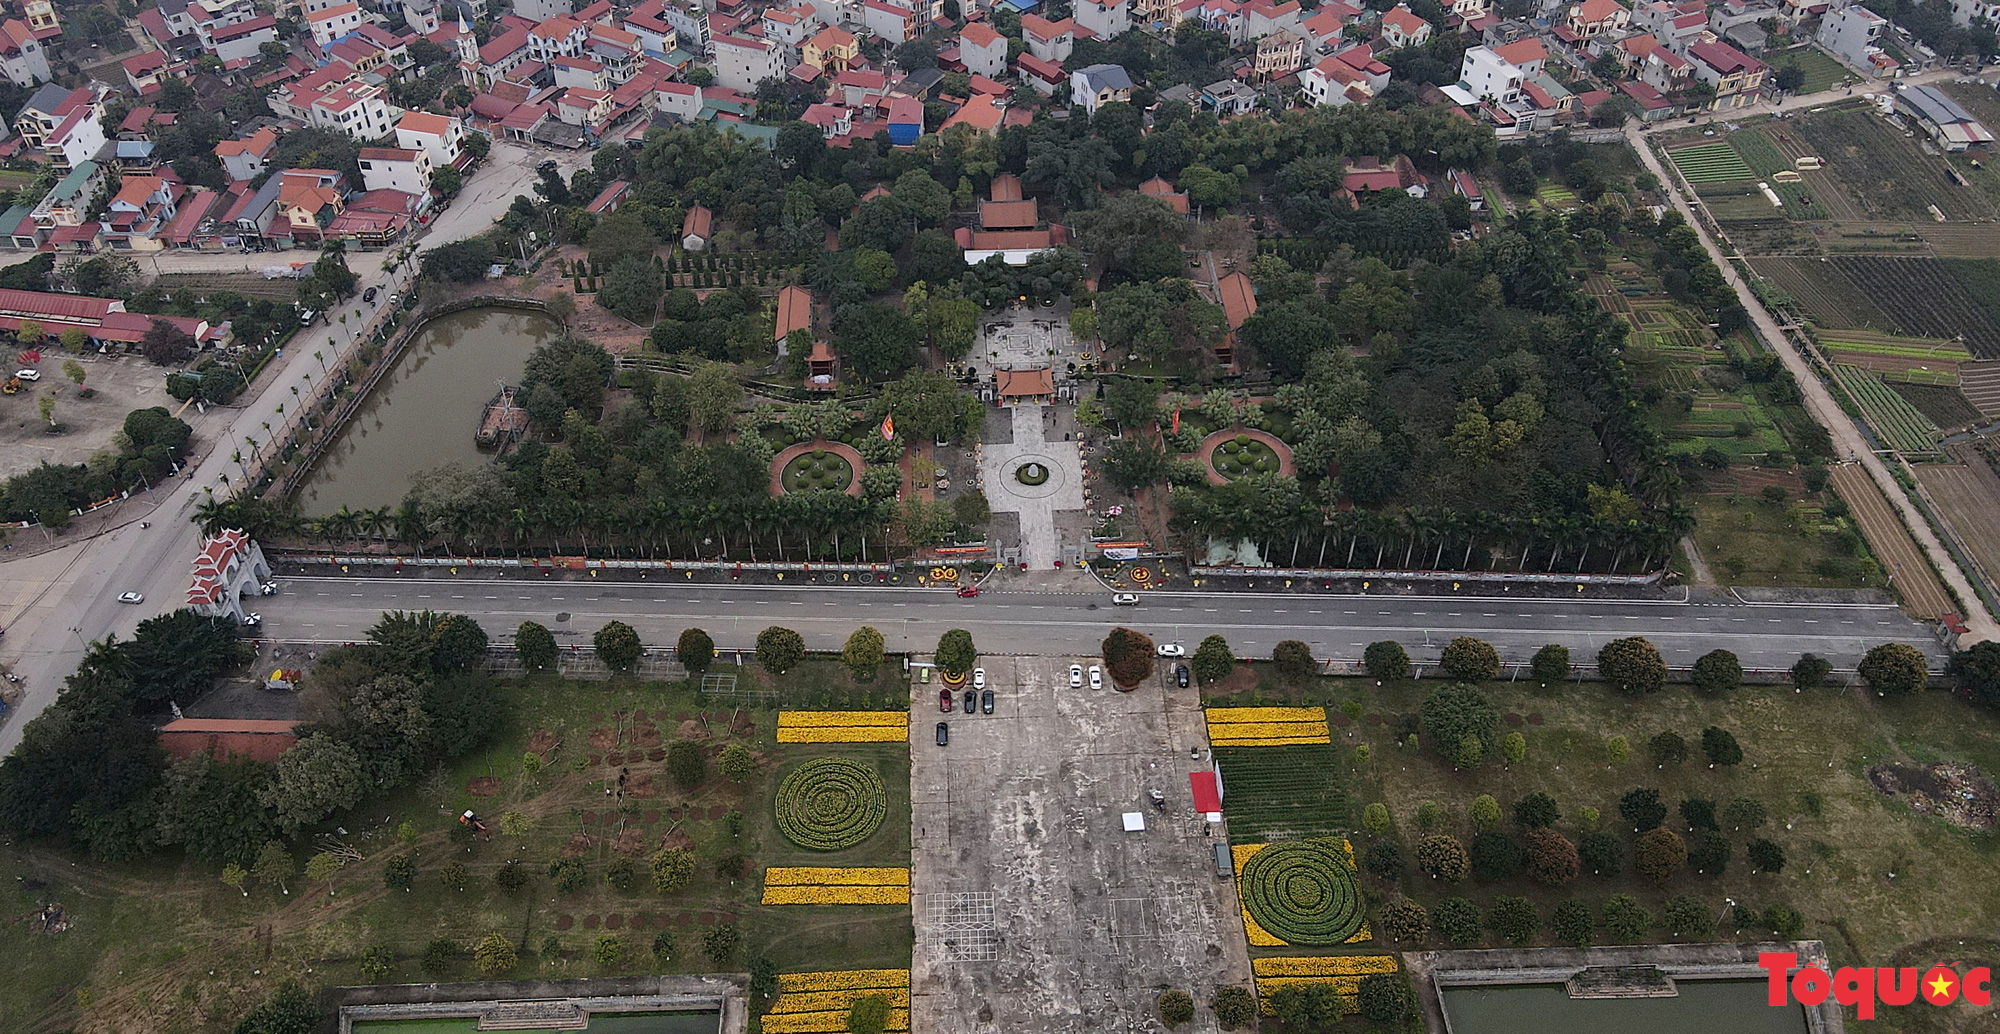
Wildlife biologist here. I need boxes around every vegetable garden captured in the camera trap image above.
[1832,364,1943,456]
[774,757,889,851]
[1213,743,1348,844]
[1827,257,2000,357]
[1794,107,1997,223]
[1668,143,1754,184]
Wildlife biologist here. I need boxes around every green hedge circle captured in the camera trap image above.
[781,449,856,493]
[773,757,887,851]
[1015,462,1050,486]
[1239,838,1365,945]
[1210,437,1279,481]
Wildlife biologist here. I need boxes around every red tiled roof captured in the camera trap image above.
[1493,38,1545,64]
[1216,271,1255,328]
[996,367,1055,396]
[682,204,713,239]
[990,172,1024,201]
[961,21,1002,46]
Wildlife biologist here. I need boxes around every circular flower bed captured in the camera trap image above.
[1015,462,1050,486]
[1239,838,1365,945]
[1211,434,1280,480]
[774,757,887,851]
[782,449,855,493]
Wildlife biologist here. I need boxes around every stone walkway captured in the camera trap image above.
[980,404,1085,568]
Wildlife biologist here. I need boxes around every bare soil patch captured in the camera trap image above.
[561,833,596,857]
[465,777,501,797]
[528,730,558,753]
[613,829,647,856]
[627,773,656,798]
[588,727,618,750]
[1868,762,1998,830]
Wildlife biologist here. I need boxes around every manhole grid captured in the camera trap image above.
[923,890,1000,962]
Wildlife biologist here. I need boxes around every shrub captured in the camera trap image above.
[935,628,977,676]
[546,858,587,893]
[1691,648,1742,694]
[474,933,517,976]
[1434,896,1483,944]
[1701,726,1743,767]
[701,923,738,964]
[1790,653,1832,690]
[359,945,395,981]
[1192,634,1235,684]
[1858,642,1927,694]
[650,929,677,963]
[1764,902,1805,938]
[421,938,456,975]
[384,853,416,891]
[1523,827,1580,886]
[1531,643,1570,683]
[1272,639,1317,680]
[1211,987,1256,1030]
[1680,797,1718,832]
[1748,838,1787,873]
[1103,627,1157,687]
[1364,839,1405,882]
[1487,896,1539,944]
[1662,894,1714,938]
[1634,827,1687,885]
[1606,736,1631,764]
[720,743,756,782]
[1364,640,1411,680]
[1358,972,1418,1023]
[494,860,528,892]
[676,627,715,674]
[773,757,888,851]
[1377,898,1429,941]
[1414,801,1442,830]
[1723,796,1767,832]
[1419,685,1499,762]
[1648,730,1688,767]
[593,620,642,671]
[1471,832,1524,882]
[714,853,747,879]
[1270,982,1348,1030]
[1620,787,1667,831]
[1238,838,1366,944]
[1602,894,1651,940]
[515,621,557,671]
[1513,791,1559,829]
[1551,898,1595,947]
[604,856,637,891]
[1687,831,1731,876]
[649,848,694,892]
[1456,735,1484,768]
[842,626,886,680]
[1470,794,1501,831]
[1501,731,1527,764]
[755,625,806,674]
[594,934,624,966]
[1579,831,1624,877]
[1599,636,1666,693]
[1416,834,1469,881]
[1440,637,1501,681]
[1157,989,1196,1027]
[1362,802,1392,834]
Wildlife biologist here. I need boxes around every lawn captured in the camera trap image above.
[1766,46,1851,93]
[0,665,915,1033]
[1691,494,1881,588]
[1200,667,2000,998]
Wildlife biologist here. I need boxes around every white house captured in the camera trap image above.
[215,127,278,182]
[306,2,364,46]
[1302,52,1375,106]
[209,15,279,65]
[358,146,434,195]
[311,81,403,142]
[1378,4,1431,47]
[512,0,576,20]
[394,111,465,169]
[1454,41,1540,105]
[1816,4,1887,72]
[1071,62,1133,115]
[959,21,1007,78]
[655,80,701,120]
[1020,14,1075,62]
[710,33,786,91]
[0,18,50,86]
[1075,0,1132,39]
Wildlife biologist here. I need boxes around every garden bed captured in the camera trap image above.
[770,440,865,497]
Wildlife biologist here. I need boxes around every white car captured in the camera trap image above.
[1112,593,1139,606]
[243,613,262,627]
[1088,665,1103,690]
[14,368,40,381]
[972,667,986,690]
[1157,643,1186,658]
[117,591,144,604]
[259,582,278,595]
[1069,664,1084,688]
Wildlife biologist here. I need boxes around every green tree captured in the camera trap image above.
[593,620,642,671]
[1722,796,1767,832]
[1501,731,1527,765]
[305,852,341,896]
[935,628,977,676]
[230,981,318,1034]
[1434,897,1484,944]
[1691,649,1742,694]
[1550,898,1596,947]
[1634,827,1688,884]
[421,938,457,976]
[1357,972,1417,1023]
[755,625,807,674]
[604,856,637,891]
[1748,838,1787,873]
[1700,726,1742,767]
[1580,832,1624,877]
[515,621,558,672]
[650,848,695,892]
[1270,981,1348,1030]
[1416,834,1469,881]
[547,858,587,893]
[1531,643,1571,683]
[1470,794,1502,831]
[1858,642,1927,694]
[1648,730,1688,767]
[1376,897,1428,941]
[1418,685,1498,761]
[842,626,886,680]
[677,628,715,674]
[1619,787,1667,831]
[846,992,892,1034]
[665,740,706,789]
[383,853,416,891]
[494,859,529,892]
[1211,986,1256,1030]
[1602,895,1652,940]
[220,862,249,896]
[593,934,625,966]
[1661,894,1713,937]
[1440,637,1501,681]
[474,933,518,975]
[1364,640,1410,681]
[701,923,738,964]
[1487,896,1539,944]
[1599,636,1666,693]
[1362,802,1392,835]
[1790,652,1832,689]
[1523,827,1580,886]
[1513,791,1559,829]
[720,743,756,782]
[1192,634,1235,685]
[1272,639,1316,680]
[1606,736,1631,764]
[1364,840,1405,882]
[1157,989,1196,1027]
[358,945,395,981]
[440,860,468,891]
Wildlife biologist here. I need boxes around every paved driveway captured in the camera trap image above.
[980,405,1085,568]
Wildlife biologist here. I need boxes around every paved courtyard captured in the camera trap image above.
[979,405,1085,568]
[967,305,1081,379]
[909,656,1249,1034]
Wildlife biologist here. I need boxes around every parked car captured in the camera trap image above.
[117,591,144,604]
[973,667,986,690]
[936,721,949,746]
[1069,664,1084,688]
[298,309,319,327]
[363,287,378,303]
[14,368,39,381]
[980,689,994,714]
[259,582,278,596]
[1175,665,1190,688]
[939,688,954,713]
[1088,665,1103,690]
[956,585,980,598]
[243,613,262,627]
[963,689,977,713]
[1113,593,1140,606]
[1157,643,1186,657]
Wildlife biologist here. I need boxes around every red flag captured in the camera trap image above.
[1171,407,1180,434]
[881,413,895,440]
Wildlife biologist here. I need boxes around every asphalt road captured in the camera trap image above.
[251,576,1944,671]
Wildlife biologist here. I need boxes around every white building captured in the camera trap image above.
[1075,0,1132,39]
[711,33,785,91]
[0,18,50,86]
[395,111,465,169]
[209,16,279,65]
[311,81,403,141]
[1816,4,1888,72]
[1454,39,1543,105]
[306,2,364,46]
[1301,52,1375,106]
[358,146,434,195]
[1071,62,1133,115]
[513,0,576,20]
[1020,13,1075,62]
[1949,0,2000,27]
[959,21,1007,78]
[656,80,702,120]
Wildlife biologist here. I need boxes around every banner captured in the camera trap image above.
[880,413,895,440]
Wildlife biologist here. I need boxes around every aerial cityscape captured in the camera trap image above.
[0,0,1998,1030]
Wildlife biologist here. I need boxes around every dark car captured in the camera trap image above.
[363,286,378,303]
[939,688,954,713]
[980,689,994,714]
[1175,665,1190,688]
[963,689,977,713]
[936,721,949,746]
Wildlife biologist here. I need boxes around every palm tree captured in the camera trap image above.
[193,496,233,537]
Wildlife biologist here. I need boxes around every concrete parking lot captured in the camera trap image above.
[909,656,1249,1034]
[0,351,181,481]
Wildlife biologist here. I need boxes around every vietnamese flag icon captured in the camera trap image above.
[1924,968,1959,1005]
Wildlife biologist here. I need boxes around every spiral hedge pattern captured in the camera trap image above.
[1239,838,1365,945]
[774,757,888,851]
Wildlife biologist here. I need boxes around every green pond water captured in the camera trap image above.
[1441,979,1807,1034]
[351,1011,716,1034]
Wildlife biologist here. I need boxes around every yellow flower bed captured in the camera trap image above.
[1231,843,1371,946]
[761,1008,911,1032]
[776,726,908,743]
[1255,979,1362,1016]
[1208,720,1331,739]
[1252,955,1398,977]
[1207,707,1328,723]
[778,712,909,727]
[763,867,910,886]
[767,989,912,1014]
[1209,736,1337,748]
[776,969,911,994]
[761,885,911,905]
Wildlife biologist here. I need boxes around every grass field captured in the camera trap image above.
[1766,46,1851,93]
[0,664,915,1033]
[1668,142,1755,184]
[1201,665,2000,978]
[1692,494,1880,588]
[1214,742,1349,845]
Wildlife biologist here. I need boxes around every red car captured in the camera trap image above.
[939,688,955,712]
[956,585,979,598]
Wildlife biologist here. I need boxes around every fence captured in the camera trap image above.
[1191,565,1669,585]
[279,553,897,575]
[484,648,687,681]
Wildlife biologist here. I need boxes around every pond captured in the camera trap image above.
[351,1012,716,1033]
[1440,979,1807,1034]
[295,307,560,518]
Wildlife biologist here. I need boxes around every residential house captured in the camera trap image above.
[1071,62,1133,115]
[1564,0,1628,37]
[1244,0,1305,38]
[656,79,701,119]
[306,2,363,46]
[122,50,172,96]
[40,97,107,171]
[103,174,180,251]
[939,92,1003,133]
[681,203,712,250]
[1021,14,1075,62]
[1447,168,1483,209]
[395,111,465,169]
[1135,0,1179,30]
[276,169,343,244]
[552,55,607,89]
[358,146,434,195]
[0,20,49,87]
[711,33,785,90]
[14,83,89,152]
[1950,0,2000,27]
[465,23,533,87]
[622,0,684,56]
[761,6,816,65]
[1180,0,1249,45]
[513,0,575,20]
[21,0,57,40]
[527,15,589,62]
[1455,40,1541,104]
[886,95,923,144]
[1685,39,1765,107]
[1897,83,1995,151]
[1017,52,1066,93]
[803,25,858,73]
[1302,51,1377,106]
[1300,5,1357,51]
[215,127,278,181]
[959,22,1006,78]
[1343,154,1428,196]
[1138,175,1190,213]
[801,101,853,139]
[1817,4,1889,73]
[859,0,917,43]
[774,283,811,352]
[1379,4,1431,47]
[1254,29,1305,79]
[209,15,278,64]
[310,81,404,142]
[1204,78,1259,114]
[1075,0,1132,39]
[835,68,892,107]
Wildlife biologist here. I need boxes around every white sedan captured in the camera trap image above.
[1069,664,1084,688]
[1157,643,1186,658]
[14,368,40,381]
[117,591,144,604]
[973,667,986,690]
[1088,665,1103,690]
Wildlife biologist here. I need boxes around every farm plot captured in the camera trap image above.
[1829,465,1954,619]
[1819,330,1966,386]
[1832,364,1943,456]
[1669,142,1756,184]
[1768,47,1852,92]
[149,271,306,303]
[1919,226,2000,259]
[1914,443,2000,588]
[1667,396,1788,460]
[1727,129,1826,218]
[1828,257,2000,356]
[1890,382,1982,429]
[1749,256,1894,329]
[1795,106,1996,223]
[1959,360,2000,418]
[1211,743,1347,845]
